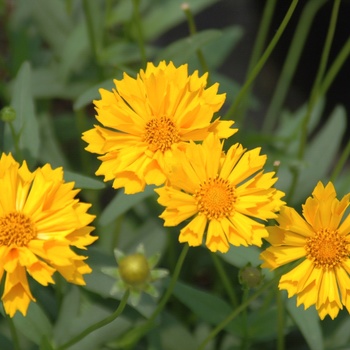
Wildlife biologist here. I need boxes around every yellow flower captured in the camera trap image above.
[260,181,350,320]
[0,153,97,317]
[155,134,285,253]
[82,61,236,194]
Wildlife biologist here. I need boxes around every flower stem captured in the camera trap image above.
[330,138,350,183]
[298,0,340,161]
[120,244,189,348]
[224,0,299,123]
[236,0,277,125]
[182,3,210,76]
[56,290,130,350]
[7,315,21,350]
[276,289,285,350]
[287,0,341,204]
[211,253,238,308]
[82,0,99,63]
[8,121,23,163]
[240,288,250,350]
[147,244,189,323]
[132,0,147,68]
[320,34,350,97]
[197,273,280,350]
[263,0,327,132]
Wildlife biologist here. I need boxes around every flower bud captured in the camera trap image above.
[0,106,16,122]
[239,264,263,289]
[118,253,150,288]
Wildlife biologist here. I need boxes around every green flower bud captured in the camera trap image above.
[119,253,150,288]
[239,264,263,289]
[0,106,16,122]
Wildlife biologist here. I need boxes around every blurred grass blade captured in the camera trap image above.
[99,186,155,226]
[64,170,106,190]
[286,297,324,350]
[5,61,40,166]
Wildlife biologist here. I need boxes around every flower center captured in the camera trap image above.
[194,177,236,220]
[305,228,349,269]
[144,116,180,152]
[0,212,37,247]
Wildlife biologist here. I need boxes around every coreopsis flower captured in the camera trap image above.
[102,245,168,306]
[0,153,97,317]
[82,61,236,194]
[260,181,350,320]
[155,134,285,253]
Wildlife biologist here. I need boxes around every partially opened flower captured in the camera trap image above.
[102,245,168,306]
[0,153,97,317]
[155,134,285,253]
[261,181,350,320]
[82,61,236,194]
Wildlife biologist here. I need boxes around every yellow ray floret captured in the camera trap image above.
[155,133,285,253]
[0,153,97,317]
[261,181,350,319]
[82,61,237,194]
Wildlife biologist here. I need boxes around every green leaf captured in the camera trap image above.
[59,21,90,81]
[53,286,81,345]
[199,26,244,69]
[158,313,198,350]
[142,0,218,40]
[324,315,350,348]
[54,292,132,350]
[5,61,40,166]
[40,336,55,350]
[274,98,325,155]
[30,67,90,99]
[218,246,262,268]
[73,79,116,111]
[100,42,144,66]
[156,30,222,65]
[83,0,104,57]
[31,0,72,56]
[294,105,346,203]
[13,302,52,345]
[286,297,324,350]
[118,218,167,257]
[0,334,12,350]
[173,281,242,334]
[64,170,106,190]
[106,0,133,27]
[99,185,156,226]
[37,113,69,169]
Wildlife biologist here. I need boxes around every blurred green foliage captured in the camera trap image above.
[1,0,350,349]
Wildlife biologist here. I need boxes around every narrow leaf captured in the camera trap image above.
[5,61,40,166]
[286,297,324,350]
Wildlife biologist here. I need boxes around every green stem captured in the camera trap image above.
[287,0,341,203]
[224,0,299,123]
[82,0,99,63]
[197,273,280,350]
[182,4,209,76]
[276,289,285,350]
[7,315,21,350]
[237,0,277,124]
[263,0,327,132]
[240,288,250,350]
[320,34,350,97]
[330,138,350,183]
[57,290,130,350]
[132,0,147,68]
[9,121,22,162]
[120,244,190,348]
[148,244,189,323]
[299,0,340,160]
[211,253,238,308]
